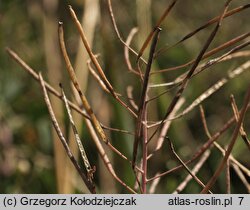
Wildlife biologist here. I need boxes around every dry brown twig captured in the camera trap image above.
[126,86,138,111]
[132,28,162,171]
[6,48,133,136]
[58,20,141,192]
[60,84,96,182]
[147,0,232,143]
[155,3,250,58]
[200,104,250,179]
[226,153,231,194]
[6,0,250,194]
[148,102,249,182]
[154,32,250,74]
[201,83,250,193]
[38,73,96,193]
[148,60,250,127]
[132,27,162,193]
[68,6,137,118]
[231,163,250,193]
[125,28,140,75]
[173,150,211,194]
[166,137,212,194]
[137,0,179,61]
[230,94,250,151]
[106,0,147,64]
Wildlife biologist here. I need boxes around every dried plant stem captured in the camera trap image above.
[147,98,185,160]
[167,138,212,193]
[66,0,99,193]
[173,150,211,194]
[125,28,140,75]
[126,86,138,111]
[58,22,142,177]
[230,95,250,151]
[154,32,250,74]
[148,172,160,194]
[200,105,250,177]
[38,73,96,193]
[61,85,95,181]
[69,5,137,118]
[42,0,66,192]
[149,61,250,127]
[201,83,250,193]
[84,118,137,193]
[148,107,242,182]
[199,105,212,138]
[87,56,110,94]
[6,48,133,136]
[172,59,250,120]
[213,142,250,177]
[106,0,147,64]
[58,26,137,191]
[231,163,250,193]
[148,0,231,142]
[155,3,250,57]
[6,48,90,119]
[201,103,248,192]
[59,22,108,143]
[150,44,250,89]
[137,0,178,60]
[226,156,231,194]
[133,28,161,171]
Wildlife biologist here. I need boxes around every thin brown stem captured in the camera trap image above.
[231,163,250,193]
[226,155,231,194]
[126,86,138,111]
[230,94,250,151]
[60,84,95,182]
[201,83,250,193]
[69,6,137,118]
[148,0,231,143]
[38,73,96,193]
[125,28,140,75]
[147,98,185,160]
[167,137,212,193]
[7,47,134,136]
[148,61,250,128]
[148,108,239,182]
[87,56,111,94]
[106,0,147,64]
[58,21,108,143]
[137,0,178,61]
[155,3,250,58]
[173,150,211,194]
[154,32,250,74]
[199,105,212,138]
[132,28,161,169]
[6,47,90,120]
[58,22,141,174]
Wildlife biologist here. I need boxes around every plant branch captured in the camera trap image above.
[38,73,96,193]
[155,3,250,58]
[132,28,161,170]
[201,83,250,193]
[147,0,232,142]
[69,6,137,118]
[167,137,212,193]
[137,0,178,61]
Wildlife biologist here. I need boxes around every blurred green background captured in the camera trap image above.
[0,0,249,193]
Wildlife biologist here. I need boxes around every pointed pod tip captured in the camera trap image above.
[58,21,63,26]
[157,27,162,32]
